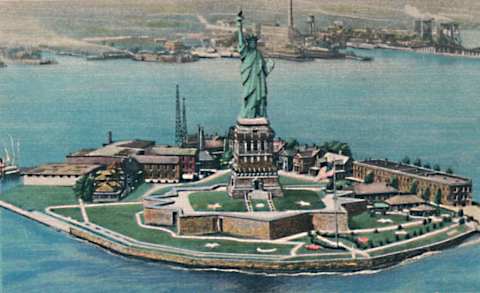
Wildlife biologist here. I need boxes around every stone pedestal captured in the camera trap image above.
[227,118,283,198]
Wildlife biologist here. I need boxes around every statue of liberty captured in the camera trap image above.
[236,11,275,119]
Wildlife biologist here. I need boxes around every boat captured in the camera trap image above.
[346,42,376,50]
[192,47,221,59]
[0,137,21,179]
[345,51,373,62]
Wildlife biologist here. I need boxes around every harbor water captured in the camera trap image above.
[1,48,480,292]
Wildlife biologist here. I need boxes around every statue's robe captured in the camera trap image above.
[238,42,269,119]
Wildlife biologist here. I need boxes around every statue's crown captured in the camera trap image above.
[246,34,258,42]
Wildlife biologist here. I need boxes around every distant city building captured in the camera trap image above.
[353,159,472,206]
[414,18,434,42]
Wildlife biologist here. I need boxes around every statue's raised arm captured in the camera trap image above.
[236,10,245,52]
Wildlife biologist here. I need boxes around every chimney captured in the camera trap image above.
[107,131,113,144]
[288,0,294,28]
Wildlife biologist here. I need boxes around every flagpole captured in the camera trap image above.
[333,162,339,248]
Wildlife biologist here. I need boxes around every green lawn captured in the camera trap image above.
[251,199,271,212]
[0,185,78,211]
[151,172,232,196]
[369,225,468,256]
[279,175,323,186]
[348,211,413,230]
[273,190,325,211]
[84,204,294,254]
[121,183,153,202]
[351,221,457,249]
[189,191,247,212]
[52,207,83,222]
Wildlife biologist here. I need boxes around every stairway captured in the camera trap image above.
[266,192,276,211]
[244,192,253,212]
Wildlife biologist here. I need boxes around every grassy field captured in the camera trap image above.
[273,190,325,211]
[348,211,413,230]
[251,199,271,212]
[0,185,77,211]
[83,204,294,254]
[351,221,457,249]
[279,176,324,186]
[121,183,153,202]
[52,207,83,222]
[369,225,468,256]
[151,172,232,196]
[189,191,246,212]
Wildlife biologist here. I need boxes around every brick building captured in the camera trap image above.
[148,146,198,179]
[353,160,472,206]
[133,155,181,183]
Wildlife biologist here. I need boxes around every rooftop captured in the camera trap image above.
[23,163,101,176]
[70,140,153,157]
[385,194,424,206]
[133,155,180,165]
[357,159,471,185]
[323,152,350,164]
[150,146,198,156]
[295,148,320,159]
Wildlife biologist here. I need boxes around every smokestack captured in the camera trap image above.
[107,131,113,144]
[288,0,294,28]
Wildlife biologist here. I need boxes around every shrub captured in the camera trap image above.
[378,240,384,246]
[374,228,379,234]
[412,230,417,237]
[395,234,400,241]
[398,224,403,230]
[406,233,411,239]
[426,226,430,232]
[458,209,464,217]
[423,219,428,225]
[432,223,437,229]
[459,218,465,225]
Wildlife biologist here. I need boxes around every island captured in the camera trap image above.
[0,12,479,274]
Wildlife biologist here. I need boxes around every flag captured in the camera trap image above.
[318,162,335,180]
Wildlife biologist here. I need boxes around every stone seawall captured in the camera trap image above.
[69,226,476,272]
[1,201,477,273]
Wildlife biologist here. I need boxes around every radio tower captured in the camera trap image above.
[182,95,188,143]
[175,84,183,146]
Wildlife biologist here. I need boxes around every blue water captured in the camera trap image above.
[1,50,480,291]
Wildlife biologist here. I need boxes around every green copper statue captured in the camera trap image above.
[237,11,275,119]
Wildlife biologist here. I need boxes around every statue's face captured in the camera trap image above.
[247,38,257,49]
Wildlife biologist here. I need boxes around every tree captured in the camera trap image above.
[410,180,418,194]
[413,158,422,167]
[73,174,95,202]
[422,187,431,202]
[285,138,299,150]
[364,172,374,184]
[423,163,431,169]
[390,175,399,189]
[435,189,442,206]
[446,167,454,174]
[319,140,352,157]
[433,164,441,171]
[401,156,411,164]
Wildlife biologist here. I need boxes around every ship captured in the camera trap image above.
[0,137,20,179]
